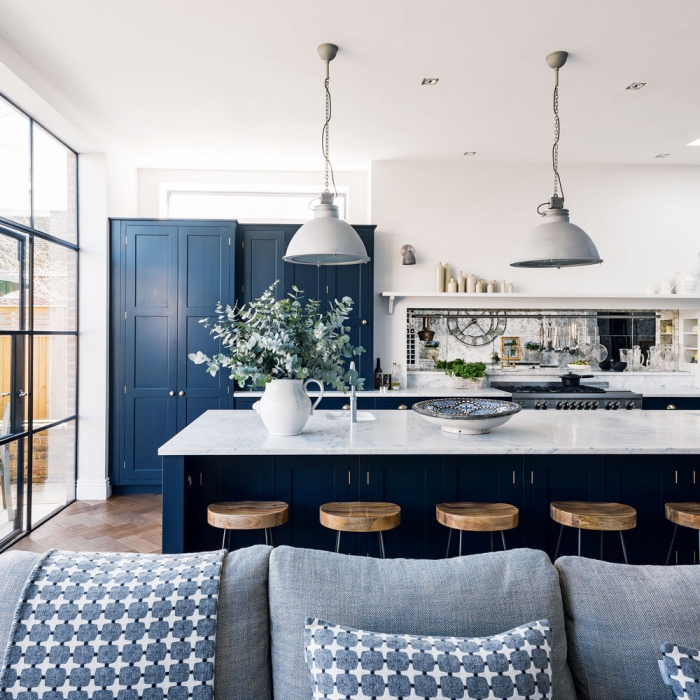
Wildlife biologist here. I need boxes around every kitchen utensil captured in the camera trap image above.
[659,282,675,294]
[675,271,700,295]
[539,320,546,352]
[417,316,435,342]
[559,372,594,388]
[611,361,627,372]
[598,360,612,371]
[590,327,608,364]
[561,320,570,353]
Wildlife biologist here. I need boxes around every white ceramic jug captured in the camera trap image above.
[675,271,700,295]
[253,378,324,436]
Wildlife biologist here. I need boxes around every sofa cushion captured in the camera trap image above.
[556,556,700,700]
[660,642,700,698]
[0,546,273,700]
[269,547,576,700]
[304,617,554,700]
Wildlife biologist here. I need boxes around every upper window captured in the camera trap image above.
[165,188,347,222]
[0,95,77,244]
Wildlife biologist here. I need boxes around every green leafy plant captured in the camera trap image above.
[491,351,500,364]
[188,283,364,391]
[425,340,440,348]
[525,341,541,351]
[568,359,590,366]
[434,358,488,380]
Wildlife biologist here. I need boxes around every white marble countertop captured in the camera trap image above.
[159,409,700,456]
[234,388,512,398]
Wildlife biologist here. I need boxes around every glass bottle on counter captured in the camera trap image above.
[391,363,401,390]
[374,358,383,390]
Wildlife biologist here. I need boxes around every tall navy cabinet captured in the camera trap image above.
[111,219,375,491]
[110,220,237,492]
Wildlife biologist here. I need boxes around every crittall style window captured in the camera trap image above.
[0,93,78,550]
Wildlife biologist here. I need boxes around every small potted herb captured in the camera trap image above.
[524,341,542,362]
[435,359,488,389]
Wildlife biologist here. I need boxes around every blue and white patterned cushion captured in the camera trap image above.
[304,617,552,699]
[660,643,700,699]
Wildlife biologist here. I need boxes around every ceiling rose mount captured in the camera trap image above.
[284,43,370,266]
[511,51,602,269]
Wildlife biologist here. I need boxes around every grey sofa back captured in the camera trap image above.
[0,546,273,700]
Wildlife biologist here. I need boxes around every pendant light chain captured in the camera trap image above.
[552,76,564,201]
[322,71,337,197]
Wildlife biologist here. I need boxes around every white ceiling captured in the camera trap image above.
[0,0,699,170]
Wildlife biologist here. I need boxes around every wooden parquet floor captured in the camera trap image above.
[8,495,162,554]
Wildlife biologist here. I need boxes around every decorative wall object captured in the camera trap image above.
[501,336,521,360]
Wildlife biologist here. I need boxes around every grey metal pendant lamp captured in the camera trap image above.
[511,51,602,268]
[284,43,370,266]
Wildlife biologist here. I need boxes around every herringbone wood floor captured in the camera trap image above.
[8,495,162,554]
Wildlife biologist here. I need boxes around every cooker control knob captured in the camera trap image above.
[562,402,570,410]
[541,402,549,410]
[584,402,591,410]
[535,402,541,410]
[626,401,635,410]
[592,401,600,410]
[605,402,613,410]
[556,402,563,410]
[612,401,620,410]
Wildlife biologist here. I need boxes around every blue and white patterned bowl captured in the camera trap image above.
[412,398,521,434]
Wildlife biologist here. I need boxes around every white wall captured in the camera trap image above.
[137,168,369,224]
[371,161,700,376]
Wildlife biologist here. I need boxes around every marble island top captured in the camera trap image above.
[159,408,700,456]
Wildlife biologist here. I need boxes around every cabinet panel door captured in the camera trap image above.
[284,227,324,301]
[365,456,441,559]
[243,228,286,302]
[529,456,606,559]
[177,226,233,429]
[642,398,700,410]
[275,456,355,553]
[123,225,179,484]
[440,456,525,556]
[604,455,678,565]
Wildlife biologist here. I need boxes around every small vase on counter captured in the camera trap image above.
[435,263,445,292]
[486,281,495,293]
[507,283,515,293]
[447,278,458,293]
[467,274,476,293]
[475,279,484,293]
[457,271,465,293]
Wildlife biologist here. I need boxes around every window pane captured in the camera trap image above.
[0,233,24,330]
[0,437,26,544]
[33,126,77,244]
[31,421,75,526]
[32,335,76,424]
[0,97,30,227]
[34,238,77,331]
[168,191,346,221]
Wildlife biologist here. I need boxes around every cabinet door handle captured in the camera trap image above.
[342,404,350,410]
[169,391,175,396]
[179,391,186,397]
[667,404,677,410]
[398,404,408,410]
[362,320,368,325]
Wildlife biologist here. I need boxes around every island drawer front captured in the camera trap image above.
[642,397,700,411]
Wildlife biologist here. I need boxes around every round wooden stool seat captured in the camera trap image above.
[665,503,700,530]
[319,502,401,533]
[207,501,288,531]
[550,501,637,531]
[436,503,519,532]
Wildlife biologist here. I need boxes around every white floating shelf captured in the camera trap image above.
[380,292,700,315]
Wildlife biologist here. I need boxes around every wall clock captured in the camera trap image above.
[447,311,507,347]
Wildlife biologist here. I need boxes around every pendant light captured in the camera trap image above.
[284,43,370,266]
[511,51,602,268]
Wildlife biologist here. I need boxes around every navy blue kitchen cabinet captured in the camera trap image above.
[642,397,700,410]
[110,219,237,492]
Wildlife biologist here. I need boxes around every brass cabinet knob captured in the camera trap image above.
[342,404,350,410]
[362,320,368,325]
[179,391,186,397]
[398,404,408,410]
[667,404,677,410]
[169,391,175,396]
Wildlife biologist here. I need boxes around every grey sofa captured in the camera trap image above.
[1,546,699,700]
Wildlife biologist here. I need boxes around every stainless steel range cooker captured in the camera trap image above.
[490,382,642,410]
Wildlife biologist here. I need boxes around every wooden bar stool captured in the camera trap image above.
[436,503,519,558]
[320,502,401,558]
[551,501,637,563]
[665,503,700,565]
[207,501,288,549]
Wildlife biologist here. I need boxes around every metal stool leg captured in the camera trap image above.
[554,524,564,560]
[666,524,678,565]
[458,530,463,557]
[501,530,507,551]
[335,530,341,554]
[222,529,227,549]
[269,528,274,548]
[264,528,269,546]
[578,528,582,557]
[620,531,629,564]
[378,531,386,559]
[445,528,452,558]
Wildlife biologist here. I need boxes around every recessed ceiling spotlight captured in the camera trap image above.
[626,82,647,90]
[655,153,670,158]
[463,151,476,156]
[421,78,439,86]
[687,138,700,146]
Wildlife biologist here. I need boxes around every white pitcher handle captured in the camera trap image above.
[303,378,324,415]
[252,401,261,414]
